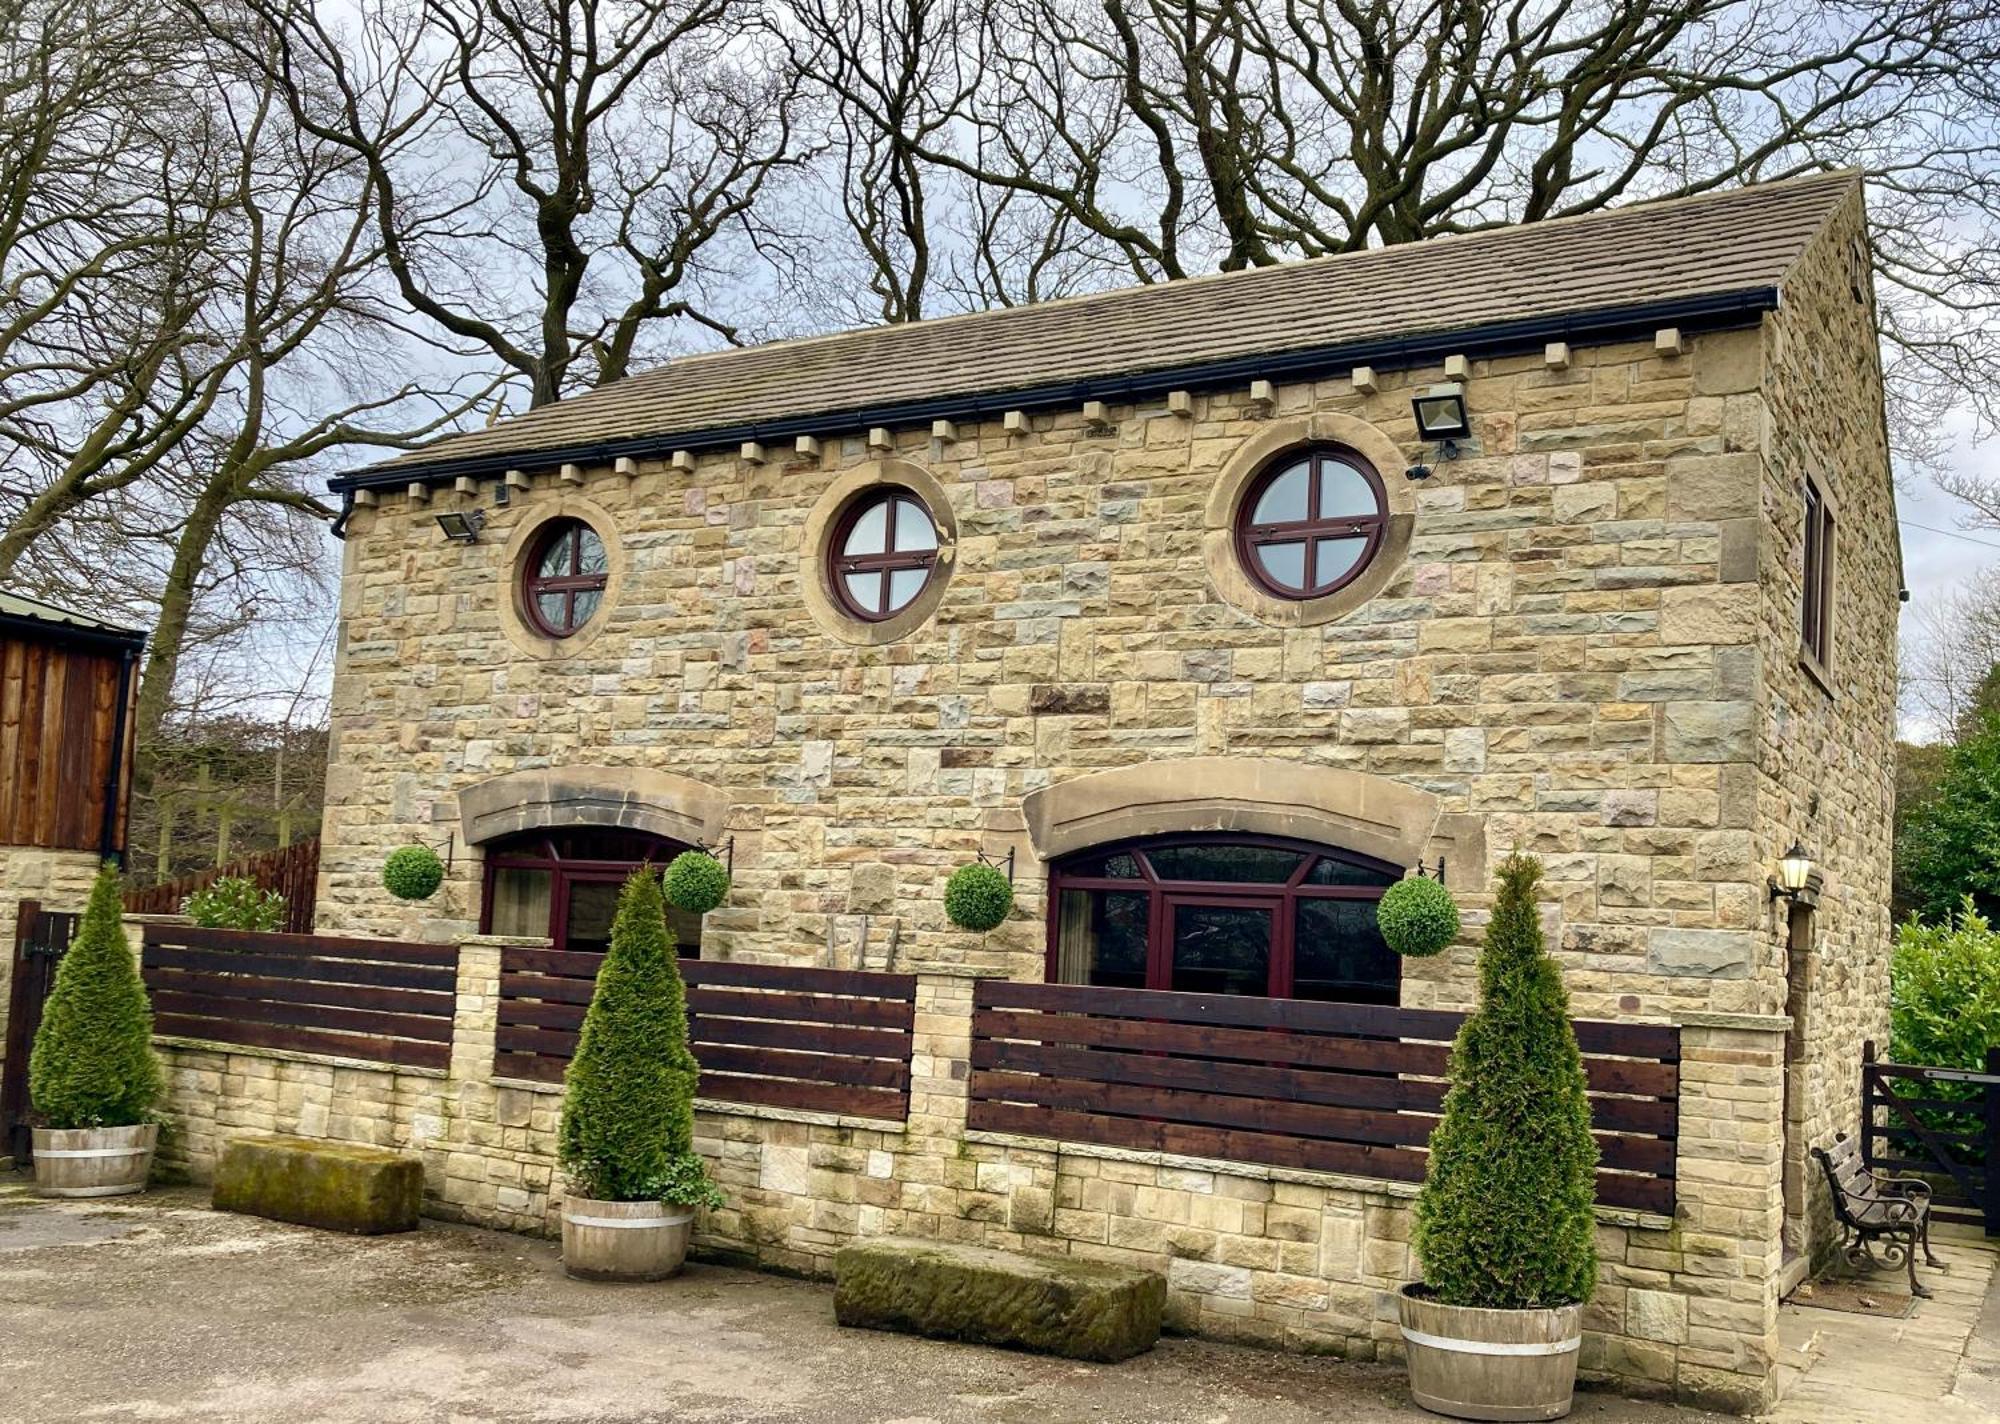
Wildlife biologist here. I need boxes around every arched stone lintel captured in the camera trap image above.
[457,765,729,848]
[1022,757,1459,874]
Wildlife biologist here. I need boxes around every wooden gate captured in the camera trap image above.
[1860,1039,2000,1234]
[1,901,79,1164]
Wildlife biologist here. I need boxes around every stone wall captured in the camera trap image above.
[0,846,103,1064]
[144,919,1787,1411]
[1747,187,1900,1270]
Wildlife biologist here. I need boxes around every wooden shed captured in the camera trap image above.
[0,592,145,861]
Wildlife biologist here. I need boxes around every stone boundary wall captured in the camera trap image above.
[136,917,1787,1413]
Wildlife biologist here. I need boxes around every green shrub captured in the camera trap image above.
[1896,713,2000,924]
[182,876,286,932]
[382,845,445,901]
[29,865,162,1130]
[944,863,1013,932]
[1412,852,1598,1309]
[1890,901,2000,1164]
[559,868,721,1208]
[662,850,731,915]
[1376,876,1460,958]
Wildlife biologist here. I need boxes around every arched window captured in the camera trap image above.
[1235,448,1388,600]
[523,518,609,638]
[1047,835,1400,1003]
[481,827,701,957]
[829,488,939,621]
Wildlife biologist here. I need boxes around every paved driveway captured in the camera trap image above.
[0,1177,1734,1423]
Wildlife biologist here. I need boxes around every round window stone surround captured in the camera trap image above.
[1204,412,1416,628]
[499,496,626,660]
[801,459,958,646]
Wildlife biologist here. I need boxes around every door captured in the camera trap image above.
[2,902,79,1164]
[1163,896,1278,997]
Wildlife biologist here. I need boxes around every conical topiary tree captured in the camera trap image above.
[29,864,162,1130]
[558,867,718,1206]
[1412,852,1598,1309]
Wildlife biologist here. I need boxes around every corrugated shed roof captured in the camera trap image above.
[359,170,1858,482]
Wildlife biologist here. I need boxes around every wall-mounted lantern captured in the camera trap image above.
[1768,841,1816,903]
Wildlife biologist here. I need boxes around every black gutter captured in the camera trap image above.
[0,611,147,657]
[330,285,1780,498]
[97,641,141,865]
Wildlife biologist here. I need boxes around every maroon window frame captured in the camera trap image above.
[479,828,701,958]
[1235,448,1388,600]
[829,489,939,622]
[523,518,609,638]
[1044,833,1402,1004]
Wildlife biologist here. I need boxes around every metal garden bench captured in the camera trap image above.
[1812,1132,1941,1298]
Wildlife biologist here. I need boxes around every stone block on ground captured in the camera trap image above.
[832,1237,1165,1362]
[212,1134,423,1235]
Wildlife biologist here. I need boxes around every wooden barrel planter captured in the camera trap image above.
[1397,1287,1582,1422]
[31,1124,158,1198]
[561,1196,693,1281]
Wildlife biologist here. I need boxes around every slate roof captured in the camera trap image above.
[351,170,1859,485]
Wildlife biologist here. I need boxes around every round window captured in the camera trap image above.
[829,489,940,622]
[523,518,609,638]
[1235,449,1388,600]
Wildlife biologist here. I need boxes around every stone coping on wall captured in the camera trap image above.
[962,1128,1676,1232]
[153,1036,449,1080]
[1670,1010,1792,1033]
[490,1073,914,1135]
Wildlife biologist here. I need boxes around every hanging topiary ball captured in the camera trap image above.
[382,845,446,901]
[944,863,1013,932]
[663,850,731,914]
[1376,875,1460,958]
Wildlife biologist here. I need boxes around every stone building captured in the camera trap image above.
[218,170,1895,1408]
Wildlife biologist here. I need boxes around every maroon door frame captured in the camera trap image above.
[478,830,692,956]
[1161,894,1282,997]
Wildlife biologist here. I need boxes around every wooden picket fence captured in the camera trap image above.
[139,922,456,1069]
[967,981,1682,1213]
[125,838,320,935]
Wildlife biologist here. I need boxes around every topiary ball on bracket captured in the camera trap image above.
[663,850,731,915]
[1377,875,1460,958]
[944,863,1013,932]
[382,845,446,902]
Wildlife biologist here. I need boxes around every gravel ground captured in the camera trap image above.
[0,1176,1731,1424]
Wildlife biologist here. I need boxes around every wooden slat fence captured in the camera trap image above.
[968,981,1681,1214]
[140,923,457,1070]
[125,838,320,935]
[495,946,917,1121]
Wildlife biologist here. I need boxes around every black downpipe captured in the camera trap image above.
[97,644,139,867]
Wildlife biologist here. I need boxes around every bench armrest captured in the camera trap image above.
[1875,1175,1933,1202]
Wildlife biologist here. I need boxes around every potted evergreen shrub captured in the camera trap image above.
[558,867,722,1281]
[1399,852,1599,1421]
[28,865,164,1197]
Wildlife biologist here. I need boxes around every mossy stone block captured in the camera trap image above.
[833,1237,1165,1362]
[212,1135,423,1235]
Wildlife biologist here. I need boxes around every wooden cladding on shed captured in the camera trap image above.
[967,981,1680,1214]
[141,924,458,1070]
[0,632,137,852]
[495,946,917,1122]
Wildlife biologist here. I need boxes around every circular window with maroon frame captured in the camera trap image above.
[829,488,940,622]
[523,518,609,638]
[1235,448,1388,600]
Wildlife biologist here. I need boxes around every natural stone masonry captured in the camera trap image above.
[180,176,1896,1415]
[212,1134,423,1234]
[832,1236,1166,1362]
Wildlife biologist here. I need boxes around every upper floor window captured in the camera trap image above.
[1801,476,1834,674]
[830,488,939,622]
[1236,448,1388,600]
[524,518,608,638]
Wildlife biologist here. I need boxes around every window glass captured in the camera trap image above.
[887,566,929,612]
[1170,903,1272,995]
[1054,889,1149,988]
[1303,855,1399,887]
[1237,448,1387,601]
[1145,844,1302,883]
[1294,899,1400,1004]
[1251,463,1310,524]
[575,528,607,573]
[1065,851,1141,879]
[845,501,888,555]
[523,518,610,638]
[831,488,940,623]
[1256,541,1307,588]
[488,867,552,939]
[1312,539,1366,587]
[1317,462,1376,518]
[894,499,937,552]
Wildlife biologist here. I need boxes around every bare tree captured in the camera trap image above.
[199,0,806,407]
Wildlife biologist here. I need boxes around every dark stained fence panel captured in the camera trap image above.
[140,923,457,1070]
[494,949,916,1121]
[968,980,1680,1215]
[124,839,321,935]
